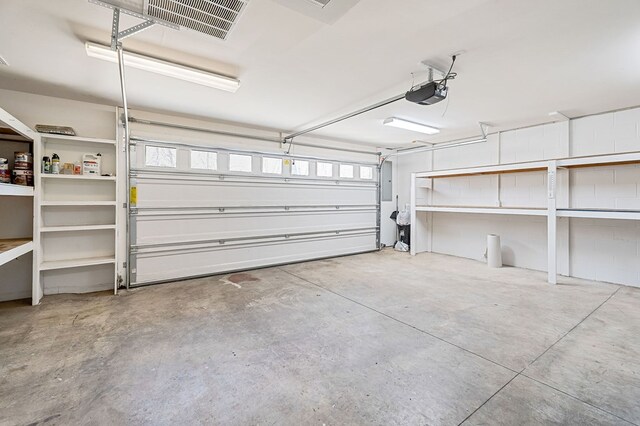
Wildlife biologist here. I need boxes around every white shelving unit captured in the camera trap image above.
[410,151,640,285]
[37,133,119,296]
[0,107,39,304]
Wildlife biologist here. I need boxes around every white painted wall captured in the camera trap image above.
[399,108,640,287]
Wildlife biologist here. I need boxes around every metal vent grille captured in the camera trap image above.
[145,0,249,40]
[0,55,8,66]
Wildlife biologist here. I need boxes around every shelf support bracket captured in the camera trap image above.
[110,8,120,50]
[479,122,490,139]
[109,7,156,50]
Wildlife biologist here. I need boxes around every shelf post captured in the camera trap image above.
[410,172,417,256]
[547,160,557,284]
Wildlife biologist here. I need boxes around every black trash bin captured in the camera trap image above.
[398,224,410,247]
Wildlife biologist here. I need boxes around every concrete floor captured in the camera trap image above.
[1,250,639,425]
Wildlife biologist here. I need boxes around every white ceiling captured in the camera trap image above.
[1,0,640,147]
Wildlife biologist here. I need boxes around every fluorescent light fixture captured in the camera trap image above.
[383,117,439,135]
[85,42,240,92]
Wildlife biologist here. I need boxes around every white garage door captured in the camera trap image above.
[128,139,379,286]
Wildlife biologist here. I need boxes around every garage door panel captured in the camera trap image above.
[134,177,376,208]
[132,232,376,284]
[134,210,377,246]
[129,141,379,286]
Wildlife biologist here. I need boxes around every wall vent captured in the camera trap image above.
[0,55,8,66]
[145,0,250,40]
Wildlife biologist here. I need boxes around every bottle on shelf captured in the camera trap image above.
[42,156,51,174]
[51,153,60,174]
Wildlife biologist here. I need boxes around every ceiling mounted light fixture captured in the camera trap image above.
[85,42,240,92]
[383,117,439,135]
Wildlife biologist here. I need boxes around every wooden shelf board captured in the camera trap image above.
[415,206,548,216]
[0,183,34,196]
[41,225,116,233]
[41,174,116,181]
[0,239,33,267]
[41,201,117,207]
[557,209,640,220]
[416,161,549,179]
[423,167,547,179]
[40,256,116,271]
[40,133,116,145]
[561,160,640,170]
[415,152,640,180]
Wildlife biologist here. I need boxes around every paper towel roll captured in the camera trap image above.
[487,234,502,268]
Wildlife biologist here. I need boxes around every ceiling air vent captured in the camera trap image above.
[145,0,250,40]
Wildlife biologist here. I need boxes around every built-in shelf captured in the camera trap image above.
[0,107,39,305]
[40,224,116,233]
[415,206,547,216]
[41,201,117,207]
[416,151,640,179]
[41,174,116,181]
[40,133,117,145]
[0,239,33,268]
[416,161,549,179]
[0,183,34,196]
[411,150,640,286]
[37,128,119,297]
[40,256,116,271]
[415,206,640,220]
[557,209,640,220]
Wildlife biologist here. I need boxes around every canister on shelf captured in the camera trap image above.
[51,153,60,174]
[0,158,10,183]
[14,152,33,170]
[73,162,81,175]
[12,169,34,186]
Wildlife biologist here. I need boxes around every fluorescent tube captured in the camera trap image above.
[85,42,240,92]
[383,117,439,135]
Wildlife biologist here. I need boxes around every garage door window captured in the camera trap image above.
[191,150,217,170]
[291,160,309,176]
[229,154,252,172]
[262,157,283,174]
[145,146,176,168]
[360,166,373,180]
[317,162,333,177]
[339,164,354,178]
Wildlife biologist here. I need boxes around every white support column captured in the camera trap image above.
[427,151,434,252]
[410,172,417,256]
[426,177,433,253]
[547,160,557,284]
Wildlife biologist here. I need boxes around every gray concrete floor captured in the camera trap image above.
[1,250,638,425]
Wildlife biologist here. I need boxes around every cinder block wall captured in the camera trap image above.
[397,107,640,287]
